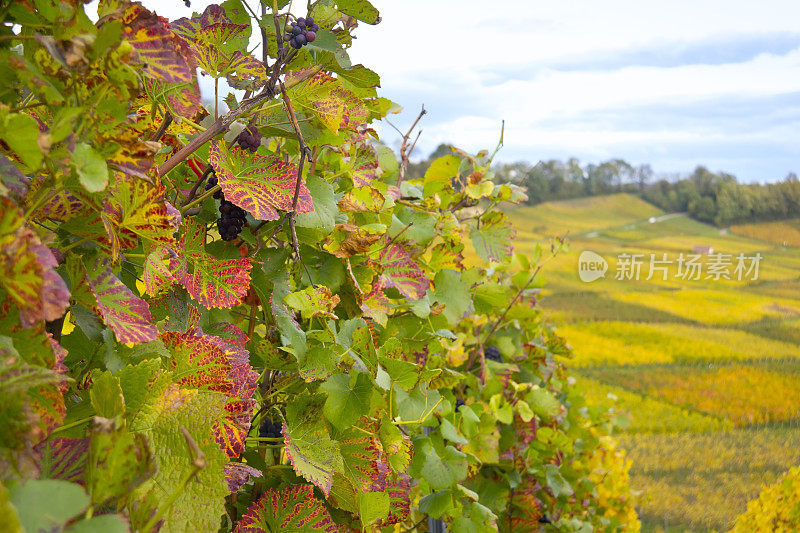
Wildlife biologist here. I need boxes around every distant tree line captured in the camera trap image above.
[407,144,800,227]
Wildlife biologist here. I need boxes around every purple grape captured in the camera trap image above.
[291,24,301,35]
[295,33,306,46]
[306,16,314,25]
[305,31,316,43]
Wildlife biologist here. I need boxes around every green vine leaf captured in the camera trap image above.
[130,385,229,532]
[320,373,372,430]
[336,0,381,24]
[86,417,154,506]
[282,395,343,497]
[469,211,515,263]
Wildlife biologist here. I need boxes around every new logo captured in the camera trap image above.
[578,251,607,282]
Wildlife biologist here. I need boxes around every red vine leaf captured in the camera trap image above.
[0,199,70,328]
[143,246,176,296]
[360,278,390,326]
[348,140,381,187]
[168,219,252,308]
[103,177,177,252]
[377,244,430,301]
[122,4,193,84]
[234,484,337,532]
[369,463,412,526]
[142,77,202,119]
[226,52,268,90]
[35,438,89,483]
[223,462,262,493]
[209,140,312,221]
[171,5,230,38]
[161,331,257,458]
[85,258,158,345]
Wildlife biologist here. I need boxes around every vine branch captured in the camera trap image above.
[393,105,427,186]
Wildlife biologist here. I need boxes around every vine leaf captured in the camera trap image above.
[209,140,313,221]
[337,0,381,24]
[360,278,390,326]
[83,258,158,345]
[338,186,385,213]
[35,438,89,483]
[234,484,337,532]
[172,5,249,78]
[377,244,430,301]
[287,71,369,134]
[469,211,515,263]
[143,246,176,296]
[170,219,252,308]
[324,223,383,258]
[284,286,340,321]
[369,464,411,526]
[142,78,202,120]
[0,154,30,202]
[347,139,382,187]
[86,417,154,506]
[122,4,193,84]
[103,177,177,256]
[161,331,257,459]
[0,199,70,328]
[320,373,371,431]
[282,395,343,497]
[223,462,262,493]
[226,51,268,90]
[378,419,412,474]
[130,385,230,532]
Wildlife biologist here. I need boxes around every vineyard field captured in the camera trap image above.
[504,193,800,530]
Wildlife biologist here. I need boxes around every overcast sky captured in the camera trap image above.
[141,0,800,182]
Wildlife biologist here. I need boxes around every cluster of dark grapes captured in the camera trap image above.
[205,170,247,241]
[218,199,247,241]
[484,345,502,362]
[286,16,318,49]
[236,126,261,153]
[455,397,465,410]
[259,418,283,439]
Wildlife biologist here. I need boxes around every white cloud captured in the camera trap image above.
[135,0,800,179]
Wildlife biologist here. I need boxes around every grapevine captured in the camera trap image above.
[0,1,639,532]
